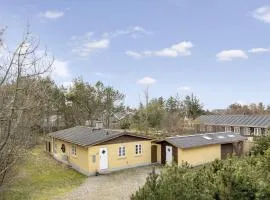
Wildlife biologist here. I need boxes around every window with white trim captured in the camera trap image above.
[135,144,142,155]
[207,125,213,132]
[254,128,262,136]
[234,127,240,134]
[244,127,251,136]
[71,145,77,156]
[118,146,126,157]
[225,126,232,132]
[53,143,57,153]
[200,125,205,132]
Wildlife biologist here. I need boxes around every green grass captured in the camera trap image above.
[0,145,86,200]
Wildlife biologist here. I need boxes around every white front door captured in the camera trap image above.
[166,146,173,165]
[99,147,108,170]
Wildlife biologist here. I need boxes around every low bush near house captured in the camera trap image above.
[251,135,270,155]
[132,152,270,200]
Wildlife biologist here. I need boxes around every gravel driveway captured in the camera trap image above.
[56,165,160,200]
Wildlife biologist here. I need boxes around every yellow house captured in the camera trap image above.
[156,132,246,166]
[46,126,155,176]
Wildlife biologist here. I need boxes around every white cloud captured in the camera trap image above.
[137,77,156,85]
[125,51,142,59]
[51,59,70,79]
[71,26,150,57]
[72,38,110,57]
[38,10,64,19]
[252,6,270,23]
[127,41,193,59]
[178,86,191,91]
[248,48,270,53]
[216,50,248,61]
[85,39,109,49]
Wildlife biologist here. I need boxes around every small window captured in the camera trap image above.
[234,127,240,134]
[72,145,77,156]
[53,143,57,153]
[61,144,66,153]
[244,127,251,136]
[254,128,262,136]
[118,146,126,157]
[225,126,232,132]
[135,144,142,155]
[207,125,213,132]
[200,125,205,132]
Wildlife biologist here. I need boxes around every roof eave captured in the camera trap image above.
[51,135,88,147]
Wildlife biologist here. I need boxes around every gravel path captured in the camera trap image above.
[56,165,160,200]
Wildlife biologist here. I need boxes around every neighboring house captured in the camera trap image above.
[195,115,270,136]
[211,109,226,115]
[46,126,156,176]
[157,132,246,166]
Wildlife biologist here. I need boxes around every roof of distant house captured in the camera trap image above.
[161,132,246,149]
[197,115,270,128]
[48,126,152,147]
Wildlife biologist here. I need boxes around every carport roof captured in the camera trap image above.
[48,126,152,147]
[163,132,246,149]
[197,115,270,128]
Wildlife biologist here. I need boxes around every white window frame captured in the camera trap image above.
[118,146,126,157]
[225,126,231,133]
[71,145,77,156]
[200,125,205,132]
[254,128,262,136]
[244,127,251,136]
[135,144,142,155]
[234,127,240,134]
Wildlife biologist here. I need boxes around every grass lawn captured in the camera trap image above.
[0,145,86,200]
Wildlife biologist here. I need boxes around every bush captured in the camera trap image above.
[251,135,270,155]
[132,155,268,200]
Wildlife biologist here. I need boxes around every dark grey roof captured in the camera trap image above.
[165,132,246,149]
[197,115,270,128]
[48,126,151,146]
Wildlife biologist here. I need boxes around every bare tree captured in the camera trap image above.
[0,27,53,186]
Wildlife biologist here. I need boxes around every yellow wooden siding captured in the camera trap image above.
[88,140,152,173]
[178,144,221,166]
[52,139,89,174]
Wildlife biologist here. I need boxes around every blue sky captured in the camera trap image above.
[1,0,270,110]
